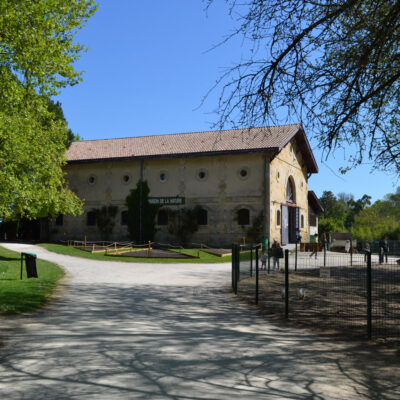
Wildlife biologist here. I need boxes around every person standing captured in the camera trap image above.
[344,240,350,253]
[363,240,371,262]
[271,240,282,270]
[379,236,389,264]
[261,251,267,270]
[309,233,319,259]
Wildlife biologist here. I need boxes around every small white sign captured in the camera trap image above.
[320,267,331,278]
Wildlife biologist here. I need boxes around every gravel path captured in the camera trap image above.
[0,243,399,399]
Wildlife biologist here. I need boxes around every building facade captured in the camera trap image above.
[51,125,319,246]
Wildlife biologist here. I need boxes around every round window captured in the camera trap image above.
[160,172,167,182]
[196,168,208,181]
[238,167,249,180]
[122,174,130,184]
[88,175,96,185]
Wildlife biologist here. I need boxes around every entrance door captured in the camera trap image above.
[281,205,289,245]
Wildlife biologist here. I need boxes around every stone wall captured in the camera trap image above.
[269,139,309,243]
[51,153,267,247]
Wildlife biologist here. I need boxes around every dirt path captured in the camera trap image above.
[0,243,399,399]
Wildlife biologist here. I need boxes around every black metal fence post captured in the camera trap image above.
[285,249,289,318]
[367,252,372,339]
[267,241,271,274]
[324,244,326,267]
[255,246,259,305]
[250,247,253,277]
[295,241,298,272]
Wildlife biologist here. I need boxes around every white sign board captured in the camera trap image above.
[320,267,331,278]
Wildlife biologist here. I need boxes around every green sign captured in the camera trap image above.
[148,197,185,205]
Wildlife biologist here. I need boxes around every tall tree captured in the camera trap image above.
[205,0,400,175]
[0,0,97,220]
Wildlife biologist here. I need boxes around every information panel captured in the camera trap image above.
[148,197,185,205]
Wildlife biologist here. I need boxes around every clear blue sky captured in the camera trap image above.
[56,0,398,203]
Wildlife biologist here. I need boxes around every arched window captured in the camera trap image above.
[286,177,296,203]
[301,214,304,229]
[237,208,250,225]
[276,210,281,226]
[197,208,208,225]
[157,209,168,226]
[121,210,129,226]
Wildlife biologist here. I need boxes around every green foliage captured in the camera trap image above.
[46,99,81,148]
[167,206,201,245]
[318,218,345,237]
[246,211,264,243]
[319,191,371,236]
[92,205,118,240]
[125,180,159,243]
[351,188,400,240]
[0,1,97,221]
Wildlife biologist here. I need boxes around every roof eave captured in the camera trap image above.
[66,147,280,165]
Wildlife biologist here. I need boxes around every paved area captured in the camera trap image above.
[0,243,399,399]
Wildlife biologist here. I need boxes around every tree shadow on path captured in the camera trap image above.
[0,283,399,399]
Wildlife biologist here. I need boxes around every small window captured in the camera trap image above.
[197,208,208,225]
[196,168,208,181]
[301,214,304,229]
[157,209,168,226]
[122,174,131,184]
[309,214,317,227]
[160,171,167,182]
[238,167,249,180]
[87,211,96,226]
[237,208,250,225]
[55,215,63,226]
[121,210,129,226]
[276,210,281,226]
[88,175,96,185]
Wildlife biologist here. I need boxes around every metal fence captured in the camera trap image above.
[232,245,400,341]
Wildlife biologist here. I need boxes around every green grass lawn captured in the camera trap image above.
[0,246,65,315]
[39,243,232,264]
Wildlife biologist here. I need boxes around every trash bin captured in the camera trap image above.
[21,252,38,279]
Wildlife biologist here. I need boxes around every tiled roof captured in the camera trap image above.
[66,124,318,173]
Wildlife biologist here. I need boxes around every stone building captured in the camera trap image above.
[52,124,319,246]
[308,190,324,240]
